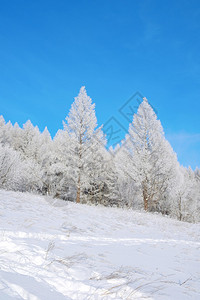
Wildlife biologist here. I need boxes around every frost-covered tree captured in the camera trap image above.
[64,86,106,203]
[102,150,121,207]
[37,127,53,195]
[0,116,13,146]
[50,129,76,199]
[172,166,200,222]
[85,145,121,207]
[11,122,23,151]
[0,116,6,144]
[21,120,41,159]
[120,97,178,213]
[0,144,27,190]
[11,120,52,193]
[194,168,200,222]
[195,168,200,184]
[114,144,142,208]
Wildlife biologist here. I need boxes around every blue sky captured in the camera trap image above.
[0,0,199,168]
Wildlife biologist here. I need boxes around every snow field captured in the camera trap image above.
[0,190,200,299]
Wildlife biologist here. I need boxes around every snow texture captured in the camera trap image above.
[0,190,199,299]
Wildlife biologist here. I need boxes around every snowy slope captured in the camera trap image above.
[0,190,199,300]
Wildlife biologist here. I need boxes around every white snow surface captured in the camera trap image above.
[0,190,200,299]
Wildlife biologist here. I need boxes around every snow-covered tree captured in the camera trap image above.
[50,129,76,199]
[10,121,52,193]
[37,127,53,195]
[85,145,121,207]
[101,150,121,207]
[0,116,13,146]
[64,86,106,203]
[11,122,23,151]
[120,97,178,213]
[114,144,142,208]
[172,166,200,222]
[0,116,6,144]
[194,168,200,222]
[0,144,27,191]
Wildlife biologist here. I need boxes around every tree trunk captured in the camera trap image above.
[178,196,182,221]
[76,175,81,203]
[143,184,148,211]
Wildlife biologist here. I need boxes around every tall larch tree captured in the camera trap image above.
[64,86,105,203]
[121,97,178,212]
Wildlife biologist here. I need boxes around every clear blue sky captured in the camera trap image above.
[0,0,199,168]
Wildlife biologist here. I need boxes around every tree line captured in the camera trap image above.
[0,87,199,222]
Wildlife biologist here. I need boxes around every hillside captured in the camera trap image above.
[0,190,199,299]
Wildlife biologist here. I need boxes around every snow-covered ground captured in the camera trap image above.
[0,190,199,299]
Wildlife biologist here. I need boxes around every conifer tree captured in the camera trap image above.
[64,86,105,203]
[121,97,178,212]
